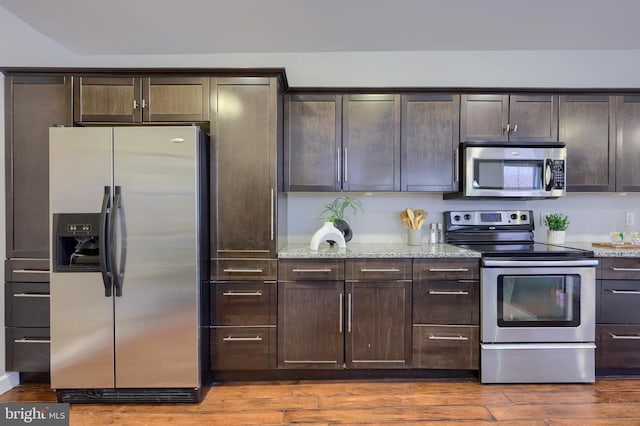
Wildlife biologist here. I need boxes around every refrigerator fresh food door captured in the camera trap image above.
[112,127,200,388]
[49,127,115,389]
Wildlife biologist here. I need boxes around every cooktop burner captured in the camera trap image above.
[443,209,594,259]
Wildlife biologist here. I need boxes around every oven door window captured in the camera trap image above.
[497,274,580,327]
[473,159,544,190]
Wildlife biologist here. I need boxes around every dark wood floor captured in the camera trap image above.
[3,378,640,425]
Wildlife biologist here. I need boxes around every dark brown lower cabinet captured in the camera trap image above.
[412,325,479,369]
[211,327,276,370]
[5,327,50,372]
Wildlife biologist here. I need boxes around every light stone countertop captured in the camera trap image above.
[278,242,481,259]
[555,241,640,258]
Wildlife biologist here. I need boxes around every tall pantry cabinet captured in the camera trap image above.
[4,74,73,373]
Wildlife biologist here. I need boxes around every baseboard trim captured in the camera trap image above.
[0,372,20,395]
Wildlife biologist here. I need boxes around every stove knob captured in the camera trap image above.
[453,215,461,221]
[464,214,471,220]
[510,213,517,220]
[520,214,528,221]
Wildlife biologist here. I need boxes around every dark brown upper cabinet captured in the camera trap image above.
[74,76,209,123]
[400,94,460,192]
[284,93,401,192]
[615,95,640,192]
[559,95,615,192]
[5,74,73,259]
[460,94,558,142]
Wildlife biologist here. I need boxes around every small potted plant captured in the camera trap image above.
[319,195,363,243]
[544,213,570,244]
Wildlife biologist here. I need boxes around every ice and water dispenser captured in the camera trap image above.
[52,213,102,272]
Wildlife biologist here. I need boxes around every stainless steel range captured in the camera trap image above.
[444,210,598,384]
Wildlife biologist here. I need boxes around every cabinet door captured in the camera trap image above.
[460,94,509,142]
[342,94,401,191]
[143,77,209,122]
[559,95,615,191]
[74,76,142,122]
[277,281,344,369]
[212,77,278,258]
[284,94,342,191]
[345,281,411,369]
[616,95,640,192]
[508,94,558,142]
[401,94,460,191]
[6,75,72,258]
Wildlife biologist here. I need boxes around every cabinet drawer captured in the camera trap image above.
[278,259,345,281]
[597,325,640,369]
[346,259,411,281]
[598,280,640,324]
[5,327,50,372]
[211,327,276,370]
[413,281,479,325]
[412,325,479,370]
[5,259,50,282]
[212,259,276,281]
[5,282,50,327]
[413,259,479,281]
[600,258,640,280]
[211,282,276,326]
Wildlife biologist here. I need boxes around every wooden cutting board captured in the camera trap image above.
[592,242,640,249]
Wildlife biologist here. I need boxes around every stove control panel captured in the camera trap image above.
[445,210,532,226]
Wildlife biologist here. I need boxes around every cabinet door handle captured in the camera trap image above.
[223,268,264,273]
[428,268,469,272]
[612,267,640,272]
[343,147,348,183]
[270,188,275,241]
[337,148,341,183]
[609,333,640,340]
[504,123,511,133]
[222,336,263,342]
[607,289,640,295]
[453,148,459,183]
[13,293,50,298]
[428,334,468,341]
[141,99,148,109]
[348,293,352,333]
[428,290,469,295]
[14,338,50,344]
[291,268,332,273]
[12,269,50,274]
[512,124,518,133]
[360,268,400,273]
[222,291,263,297]
[133,99,139,110]
[339,293,344,333]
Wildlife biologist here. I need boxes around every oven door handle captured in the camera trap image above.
[482,259,598,268]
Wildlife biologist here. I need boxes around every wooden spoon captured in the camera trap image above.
[406,208,416,229]
[400,210,412,228]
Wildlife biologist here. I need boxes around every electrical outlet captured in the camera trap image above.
[626,212,635,226]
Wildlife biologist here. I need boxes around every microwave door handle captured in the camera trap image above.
[544,159,554,191]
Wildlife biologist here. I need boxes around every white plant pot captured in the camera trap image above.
[547,230,566,245]
[310,222,346,250]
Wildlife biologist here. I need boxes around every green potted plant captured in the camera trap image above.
[544,213,570,244]
[319,195,363,243]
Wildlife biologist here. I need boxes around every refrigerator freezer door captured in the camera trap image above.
[50,273,115,388]
[50,127,115,389]
[112,127,201,388]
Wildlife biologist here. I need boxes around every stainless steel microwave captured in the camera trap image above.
[445,141,566,199]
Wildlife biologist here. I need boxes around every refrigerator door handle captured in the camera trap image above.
[100,185,112,297]
[111,186,123,297]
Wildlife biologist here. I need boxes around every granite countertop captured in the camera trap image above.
[558,241,640,258]
[278,242,481,259]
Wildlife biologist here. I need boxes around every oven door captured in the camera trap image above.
[481,258,597,343]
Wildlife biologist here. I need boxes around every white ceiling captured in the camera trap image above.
[1,0,639,56]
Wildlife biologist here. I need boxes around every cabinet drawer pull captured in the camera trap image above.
[14,338,50,344]
[612,267,640,272]
[13,293,50,298]
[223,268,264,273]
[428,268,469,272]
[222,336,263,342]
[360,268,400,273]
[222,291,263,297]
[428,290,469,295]
[13,269,50,274]
[428,334,468,341]
[609,333,640,340]
[607,289,640,295]
[291,268,332,273]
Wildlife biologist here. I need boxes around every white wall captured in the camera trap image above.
[286,192,640,245]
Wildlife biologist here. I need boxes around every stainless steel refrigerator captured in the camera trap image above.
[49,126,208,403]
